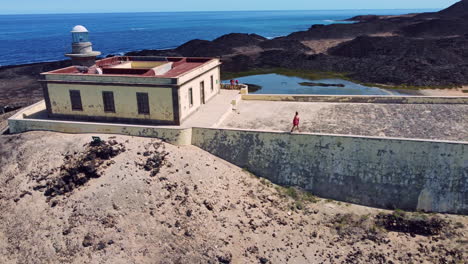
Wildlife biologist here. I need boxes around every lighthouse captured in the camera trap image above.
[65,25,101,67]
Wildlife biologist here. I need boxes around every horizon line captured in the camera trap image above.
[0,8,440,16]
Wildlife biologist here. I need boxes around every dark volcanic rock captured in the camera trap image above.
[345,15,381,22]
[398,18,468,37]
[437,0,468,17]
[259,38,313,53]
[329,36,466,64]
[174,33,267,57]
[126,49,181,57]
[222,54,256,72]
[175,39,233,57]
[285,19,406,40]
[213,33,267,48]
[325,35,468,86]
[376,212,447,236]
[42,139,125,199]
[0,60,72,106]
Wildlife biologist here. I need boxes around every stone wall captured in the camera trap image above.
[192,128,468,214]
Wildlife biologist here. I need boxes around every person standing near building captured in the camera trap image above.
[291,112,301,133]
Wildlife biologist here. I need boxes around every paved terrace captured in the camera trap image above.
[220,100,468,141]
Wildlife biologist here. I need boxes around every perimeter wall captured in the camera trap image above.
[192,127,468,214]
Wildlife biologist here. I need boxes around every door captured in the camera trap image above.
[200,81,205,104]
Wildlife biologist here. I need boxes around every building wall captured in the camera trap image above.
[9,101,192,145]
[192,128,468,214]
[47,83,175,123]
[179,66,221,121]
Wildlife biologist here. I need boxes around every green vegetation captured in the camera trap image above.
[222,68,460,91]
[275,186,320,208]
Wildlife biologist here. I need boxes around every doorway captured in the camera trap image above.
[200,81,205,104]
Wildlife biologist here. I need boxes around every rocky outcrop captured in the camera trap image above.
[259,38,313,53]
[437,0,468,17]
[212,33,267,48]
[344,15,381,22]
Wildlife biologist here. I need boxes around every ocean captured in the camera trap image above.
[0,9,434,66]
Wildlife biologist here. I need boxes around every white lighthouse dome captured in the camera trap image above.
[71,25,88,33]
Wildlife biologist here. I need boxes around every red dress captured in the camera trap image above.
[293,116,299,126]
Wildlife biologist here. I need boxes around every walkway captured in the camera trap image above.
[179,89,240,128]
[220,100,468,141]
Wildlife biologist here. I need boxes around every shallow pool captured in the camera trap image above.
[226,73,405,95]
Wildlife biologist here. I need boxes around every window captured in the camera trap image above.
[136,92,150,114]
[210,75,214,91]
[189,88,193,107]
[102,91,115,113]
[69,90,83,111]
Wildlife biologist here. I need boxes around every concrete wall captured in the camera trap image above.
[179,66,221,120]
[47,83,175,122]
[9,100,468,214]
[192,128,468,214]
[242,94,468,104]
[9,102,191,145]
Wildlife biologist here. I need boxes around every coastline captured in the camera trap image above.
[3,2,468,109]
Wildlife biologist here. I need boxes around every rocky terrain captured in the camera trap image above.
[0,131,467,263]
[2,0,468,109]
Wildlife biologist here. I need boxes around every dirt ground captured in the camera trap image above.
[418,87,468,96]
[222,101,468,141]
[0,131,466,264]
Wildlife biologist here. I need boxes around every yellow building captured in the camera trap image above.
[41,56,222,125]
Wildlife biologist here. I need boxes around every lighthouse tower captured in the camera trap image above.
[65,25,101,67]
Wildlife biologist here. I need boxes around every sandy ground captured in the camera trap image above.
[301,39,353,54]
[418,87,468,96]
[222,101,468,141]
[0,131,466,264]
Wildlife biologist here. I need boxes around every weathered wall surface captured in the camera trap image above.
[192,128,468,214]
[9,102,191,145]
[8,100,468,214]
[242,94,468,104]
[179,66,220,120]
[47,83,175,122]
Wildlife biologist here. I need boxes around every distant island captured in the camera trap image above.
[1,0,468,108]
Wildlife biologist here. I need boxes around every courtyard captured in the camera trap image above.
[220,100,468,141]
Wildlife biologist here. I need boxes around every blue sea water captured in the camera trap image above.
[0,9,433,66]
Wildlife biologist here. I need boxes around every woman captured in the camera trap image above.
[291,112,301,133]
